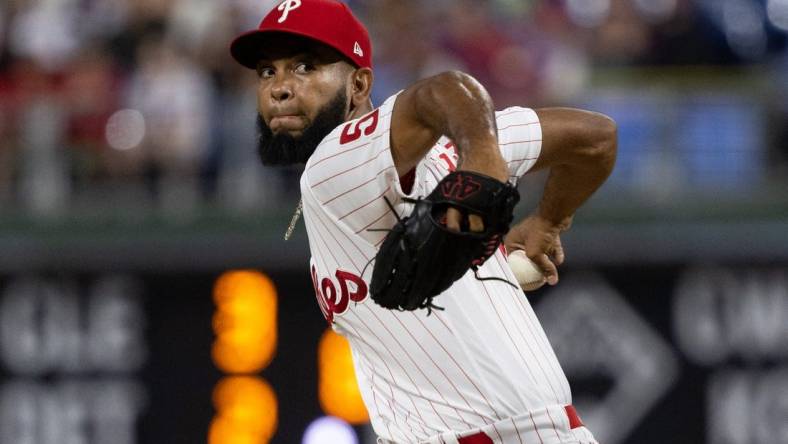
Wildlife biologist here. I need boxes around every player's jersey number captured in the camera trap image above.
[340,109,380,145]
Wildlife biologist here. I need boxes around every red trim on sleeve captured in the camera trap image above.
[457,432,493,444]
[565,405,585,429]
[400,168,416,195]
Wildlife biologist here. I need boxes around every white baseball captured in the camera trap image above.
[507,249,546,291]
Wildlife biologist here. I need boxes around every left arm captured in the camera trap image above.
[505,107,617,285]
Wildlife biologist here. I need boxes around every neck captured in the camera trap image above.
[347,99,374,121]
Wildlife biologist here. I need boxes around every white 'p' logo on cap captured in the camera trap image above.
[277,0,302,23]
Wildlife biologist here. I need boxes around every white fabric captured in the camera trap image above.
[301,93,590,444]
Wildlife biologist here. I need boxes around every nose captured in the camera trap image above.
[270,73,294,102]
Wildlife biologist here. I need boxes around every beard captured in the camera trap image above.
[256,88,348,166]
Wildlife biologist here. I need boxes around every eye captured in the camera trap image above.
[257,66,275,79]
[294,62,315,74]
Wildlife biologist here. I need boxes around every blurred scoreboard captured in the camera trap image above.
[0,264,786,444]
[0,275,147,444]
[534,265,788,444]
[0,272,331,444]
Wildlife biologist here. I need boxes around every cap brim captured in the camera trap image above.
[230,29,356,70]
[230,30,272,69]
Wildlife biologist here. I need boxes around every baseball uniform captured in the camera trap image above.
[301,93,598,444]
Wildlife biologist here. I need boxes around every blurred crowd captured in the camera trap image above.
[0,0,786,217]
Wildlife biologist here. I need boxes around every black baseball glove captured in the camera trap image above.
[369,171,520,312]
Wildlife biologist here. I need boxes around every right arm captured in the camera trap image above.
[390,71,508,181]
[390,71,508,231]
[505,108,618,285]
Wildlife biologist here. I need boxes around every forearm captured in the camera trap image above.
[535,116,617,225]
[505,110,616,284]
[537,159,613,226]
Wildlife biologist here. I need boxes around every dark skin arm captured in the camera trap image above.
[387,71,617,282]
[390,71,508,232]
[505,108,618,286]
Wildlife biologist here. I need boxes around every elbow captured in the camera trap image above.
[413,70,494,132]
[433,70,479,88]
[424,71,488,103]
[589,112,618,173]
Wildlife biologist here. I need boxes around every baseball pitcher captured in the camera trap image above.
[231,1,617,443]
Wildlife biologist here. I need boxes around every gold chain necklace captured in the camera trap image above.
[284,198,303,241]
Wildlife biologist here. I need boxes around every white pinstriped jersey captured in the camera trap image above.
[301,94,582,443]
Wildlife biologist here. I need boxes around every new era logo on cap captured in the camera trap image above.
[277,0,302,23]
[354,42,364,57]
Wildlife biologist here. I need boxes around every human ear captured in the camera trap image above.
[349,67,373,107]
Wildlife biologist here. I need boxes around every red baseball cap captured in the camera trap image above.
[230,0,372,70]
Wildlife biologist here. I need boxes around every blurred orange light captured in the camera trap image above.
[209,376,277,444]
[212,271,277,374]
[318,329,369,425]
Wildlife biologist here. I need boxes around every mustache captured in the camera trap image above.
[256,89,349,166]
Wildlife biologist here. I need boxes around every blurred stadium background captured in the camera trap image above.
[0,0,787,443]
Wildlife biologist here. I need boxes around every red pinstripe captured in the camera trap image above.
[424,162,445,183]
[496,108,527,119]
[346,313,435,437]
[508,156,539,164]
[492,275,564,401]
[308,199,365,272]
[392,314,489,425]
[529,411,544,444]
[475,275,545,392]
[499,139,541,146]
[498,121,540,131]
[322,175,376,206]
[511,417,526,444]
[544,409,562,441]
[321,165,395,205]
[320,134,340,145]
[489,254,565,401]
[362,304,472,430]
[308,191,378,268]
[411,313,502,421]
[308,137,375,171]
[355,208,393,235]
[351,309,452,430]
[305,210,341,271]
[347,324,430,437]
[368,362,394,439]
[491,424,504,443]
[312,145,391,188]
[307,134,379,171]
[338,185,391,221]
[505,274,572,401]
[361,337,431,439]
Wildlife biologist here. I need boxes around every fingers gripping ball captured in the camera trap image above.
[507,249,546,291]
[370,171,520,312]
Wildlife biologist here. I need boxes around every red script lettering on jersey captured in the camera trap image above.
[340,109,379,144]
[311,265,368,324]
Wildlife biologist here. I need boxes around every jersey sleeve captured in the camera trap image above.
[302,93,418,245]
[495,107,543,180]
